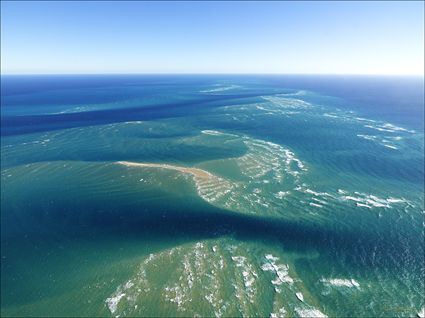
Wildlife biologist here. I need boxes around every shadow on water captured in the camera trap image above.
[1,92,270,136]
[1,193,423,308]
[2,193,422,271]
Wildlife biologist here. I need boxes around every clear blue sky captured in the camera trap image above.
[1,1,424,75]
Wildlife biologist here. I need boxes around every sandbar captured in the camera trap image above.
[116,161,212,179]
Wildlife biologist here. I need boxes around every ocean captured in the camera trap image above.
[1,75,424,317]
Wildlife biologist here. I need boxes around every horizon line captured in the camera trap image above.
[1,72,424,77]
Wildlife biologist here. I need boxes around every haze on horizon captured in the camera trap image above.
[1,1,424,75]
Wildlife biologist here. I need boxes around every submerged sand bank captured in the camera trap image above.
[116,161,212,179]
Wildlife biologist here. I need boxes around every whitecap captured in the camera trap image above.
[270,306,287,318]
[201,130,224,136]
[356,203,372,209]
[201,85,241,93]
[383,144,398,150]
[357,134,377,141]
[295,308,328,318]
[265,254,279,261]
[295,292,304,302]
[105,292,126,314]
[275,191,290,199]
[320,278,360,288]
[323,113,339,118]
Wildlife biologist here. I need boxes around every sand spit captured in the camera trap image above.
[116,161,212,179]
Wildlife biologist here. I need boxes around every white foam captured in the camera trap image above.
[296,292,304,302]
[342,196,364,203]
[364,125,395,133]
[262,96,311,109]
[201,85,240,93]
[304,189,324,196]
[383,144,398,150]
[338,191,408,210]
[275,191,290,199]
[105,292,126,315]
[357,134,400,149]
[365,198,387,207]
[418,307,425,318]
[231,254,259,307]
[387,198,405,203]
[124,120,144,124]
[193,173,234,205]
[357,134,377,141]
[164,285,187,308]
[201,130,224,136]
[279,90,306,97]
[320,278,360,288]
[261,263,274,271]
[261,254,294,286]
[350,279,360,288]
[356,203,372,209]
[323,113,339,118]
[382,123,415,133]
[270,306,287,318]
[295,308,328,318]
[265,254,279,261]
[364,123,415,134]
[355,117,376,123]
[194,133,308,216]
[231,255,247,266]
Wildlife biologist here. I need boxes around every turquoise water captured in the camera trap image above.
[1,75,424,317]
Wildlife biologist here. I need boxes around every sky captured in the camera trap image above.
[1,1,424,75]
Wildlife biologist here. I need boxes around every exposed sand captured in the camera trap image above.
[116,161,212,179]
